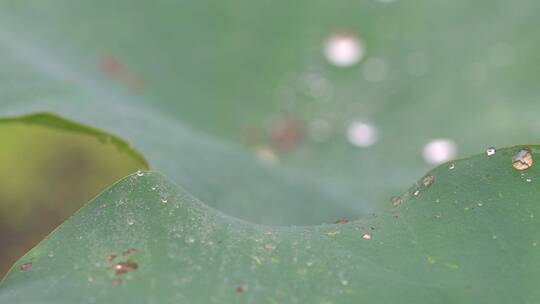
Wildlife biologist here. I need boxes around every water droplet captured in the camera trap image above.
[362,233,372,240]
[533,242,538,247]
[448,163,455,170]
[486,147,496,156]
[362,57,387,82]
[151,185,157,191]
[88,276,96,283]
[127,218,135,226]
[512,148,533,171]
[526,177,532,182]
[492,235,498,240]
[341,279,349,286]
[324,32,365,67]
[48,251,54,258]
[109,261,138,275]
[308,119,333,143]
[186,237,195,244]
[422,175,435,187]
[347,122,378,147]
[391,196,402,207]
[136,170,144,177]
[413,190,420,197]
[477,203,483,207]
[423,139,457,165]
[161,197,168,204]
[20,262,32,271]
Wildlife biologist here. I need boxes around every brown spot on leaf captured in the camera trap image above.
[109,260,138,275]
[20,262,32,271]
[106,254,117,262]
[269,116,304,151]
[236,285,248,293]
[100,55,145,91]
[512,148,533,171]
[335,219,348,224]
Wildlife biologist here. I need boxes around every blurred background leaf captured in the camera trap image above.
[0,116,147,276]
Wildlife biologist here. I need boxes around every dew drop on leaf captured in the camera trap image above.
[362,233,372,240]
[136,170,144,177]
[127,218,135,226]
[486,147,496,156]
[448,163,455,170]
[422,175,435,187]
[391,196,402,207]
[512,148,533,171]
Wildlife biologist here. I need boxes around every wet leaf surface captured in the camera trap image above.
[2,145,540,303]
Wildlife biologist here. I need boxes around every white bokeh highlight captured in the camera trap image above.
[347,122,378,147]
[423,139,457,165]
[324,33,365,67]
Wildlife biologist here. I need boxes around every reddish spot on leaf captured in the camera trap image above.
[236,285,248,294]
[335,219,348,224]
[109,260,138,275]
[20,262,32,271]
[100,55,145,91]
[269,116,304,151]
